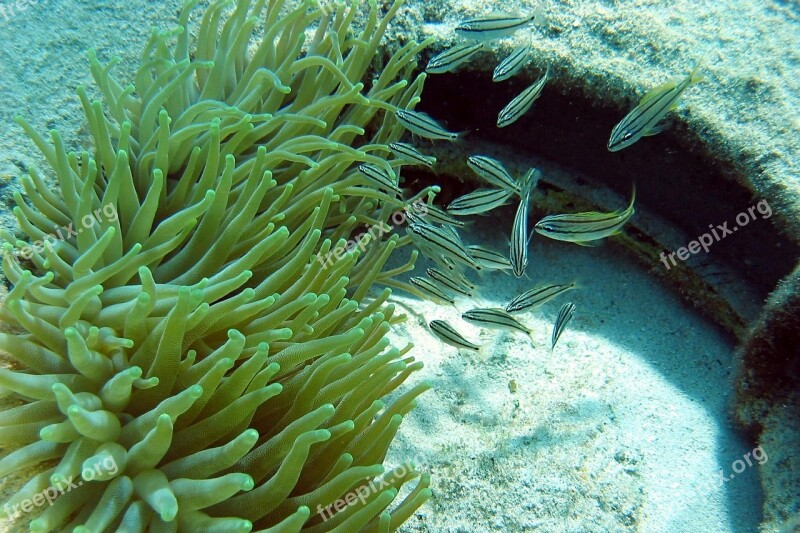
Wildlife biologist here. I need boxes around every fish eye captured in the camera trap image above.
[623,132,633,141]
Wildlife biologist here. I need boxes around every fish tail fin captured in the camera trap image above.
[522,167,542,193]
[626,182,637,218]
[689,60,705,85]
[477,342,492,361]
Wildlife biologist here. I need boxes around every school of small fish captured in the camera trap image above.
[424,3,550,127]
[386,144,590,353]
[380,5,704,357]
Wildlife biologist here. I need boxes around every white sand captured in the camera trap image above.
[382,213,763,532]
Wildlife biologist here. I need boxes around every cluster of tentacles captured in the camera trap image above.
[0,0,434,530]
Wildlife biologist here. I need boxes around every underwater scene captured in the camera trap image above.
[0,0,798,531]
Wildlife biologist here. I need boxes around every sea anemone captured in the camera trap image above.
[0,0,432,530]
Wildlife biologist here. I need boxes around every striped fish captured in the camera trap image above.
[438,256,475,288]
[497,68,549,128]
[427,268,475,298]
[466,155,521,195]
[462,307,533,342]
[608,63,703,151]
[419,203,466,228]
[509,186,533,278]
[429,320,481,352]
[438,224,466,247]
[403,208,427,226]
[427,43,484,74]
[551,302,576,350]
[389,142,436,168]
[413,240,469,278]
[493,43,531,82]
[410,277,455,305]
[414,239,455,273]
[534,186,635,244]
[395,109,462,141]
[466,245,513,271]
[521,167,542,192]
[455,6,545,41]
[438,254,459,273]
[451,266,476,290]
[408,222,482,271]
[506,283,576,313]
[447,188,514,216]
[357,163,400,194]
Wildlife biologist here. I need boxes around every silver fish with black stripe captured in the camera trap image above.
[442,257,476,289]
[427,267,475,298]
[395,109,462,141]
[534,186,635,244]
[608,63,703,151]
[462,307,533,343]
[410,276,455,305]
[466,155,521,195]
[497,67,549,128]
[551,302,576,350]
[389,142,437,168]
[506,283,577,313]
[447,188,514,216]
[357,163,401,194]
[429,320,481,352]
[419,203,466,228]
[493,43,531,82]
[455,5,545,41]
[408,222,483,271]
[427,43,484,74]
[509,184,534,278]
[466,245,513,271]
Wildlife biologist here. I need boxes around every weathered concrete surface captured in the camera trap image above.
[390,0,800,237]
[734,265,800,532]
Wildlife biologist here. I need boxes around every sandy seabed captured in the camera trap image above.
[381,213,763,532]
